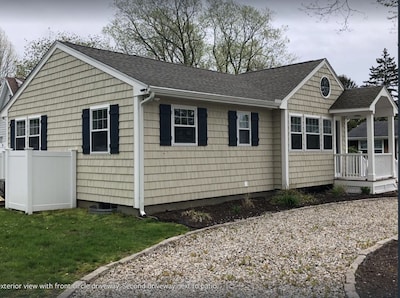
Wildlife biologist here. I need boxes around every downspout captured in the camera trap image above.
[134,90,155,217]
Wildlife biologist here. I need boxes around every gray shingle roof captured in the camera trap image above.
[329,86,383,111]
[348,120,398,138]
[62,42,324,102]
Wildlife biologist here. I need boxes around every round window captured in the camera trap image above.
[320,77,330,97]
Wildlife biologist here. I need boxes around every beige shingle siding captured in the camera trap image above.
[287,65,340,188]
[8,49,135,206]
[143,99,276,206]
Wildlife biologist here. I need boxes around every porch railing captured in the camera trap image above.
[334,153,395,180]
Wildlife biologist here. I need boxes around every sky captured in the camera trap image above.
[0,0,397,86]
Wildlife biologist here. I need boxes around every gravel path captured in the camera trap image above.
[71,197,397,298]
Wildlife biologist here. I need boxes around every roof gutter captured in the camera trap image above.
[148,86,282,109]
[134,90,155,217]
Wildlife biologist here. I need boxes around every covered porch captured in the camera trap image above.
[329,86,398,194]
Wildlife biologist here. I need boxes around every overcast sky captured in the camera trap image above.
[0,0,397,86]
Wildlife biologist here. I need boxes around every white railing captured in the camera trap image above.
[335,153,368,180]
[335,153,395,180]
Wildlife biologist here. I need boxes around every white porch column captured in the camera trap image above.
[388,115,396,177]
[366,114,376,181]
[344,117,349,154]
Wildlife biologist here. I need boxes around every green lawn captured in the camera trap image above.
[0,208,188,297]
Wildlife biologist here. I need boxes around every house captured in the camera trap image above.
[1,41,397,215]
[0,77,23,148]
[348,120,398,155]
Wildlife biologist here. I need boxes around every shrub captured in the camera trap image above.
[330,185,346,198]
[272,190,317,208]
[272,190,300,208]
[361,186,371,195]
[181,210,212,223]
[242,196,255,209]
[231,205,242,214]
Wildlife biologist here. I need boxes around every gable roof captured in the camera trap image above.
[329,85,397,116]
[6,77,23,95]
[61,42,325,103]
[330,86,383,110]
[239,59,325,102]
[0,77,24,111]
[348,120,398,139]
[1,41,337,115]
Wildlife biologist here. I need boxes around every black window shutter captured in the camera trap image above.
[197,108,207,146]
[10,119,15,150]
[82,109,90,154]
[228,111,237,146]
[109,104,119,154]
[160,104,171,146]
[40,115,48,150]
[251,112,259,146]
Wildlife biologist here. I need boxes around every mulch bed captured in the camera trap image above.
[153,190,398,296]
[356,239,398,298]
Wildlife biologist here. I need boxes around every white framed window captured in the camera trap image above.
[359,140,383,153]
[172,105,197,145]
[15,118,26,150]
[306,117,320,150]
[14,116,42,150]
[290,115,302,150]
[28,117,41,150]
[322,118,333,150]
[91,105,110,153]
[237,111,251,145]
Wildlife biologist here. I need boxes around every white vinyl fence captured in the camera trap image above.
[5,149,76,214]
[0,149,5,180]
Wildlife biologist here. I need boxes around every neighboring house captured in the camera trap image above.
[0,77,23,148]
[0,41,398,215]
[348,120,398,155]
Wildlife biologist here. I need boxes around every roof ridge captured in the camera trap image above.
[61,41,326,77]
[239,58,325,75]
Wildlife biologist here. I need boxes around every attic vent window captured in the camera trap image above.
[320,76,330,97]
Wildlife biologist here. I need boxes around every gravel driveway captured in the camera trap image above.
[70,197,397,298]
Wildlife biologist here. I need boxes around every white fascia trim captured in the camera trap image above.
[58,43,144,87]
[328,108,372,115]
[149,86,281,109]
[371,87,398,114]
[5,80,14,96]
[1,41,148,118]
[279,59,344,110]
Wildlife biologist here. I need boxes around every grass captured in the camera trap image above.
[0,208,188,297]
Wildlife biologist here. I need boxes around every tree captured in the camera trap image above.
[338,74,358,89]
[104,0,295,73]
[204,0,295,74]
[302,0,397,30]
[0,28,17,79]
[16,30,112,79]
[104,0,206,67]
[363,48,398,99]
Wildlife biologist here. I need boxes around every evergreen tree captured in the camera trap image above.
[338,74,357,89]
[364,48,398,99]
